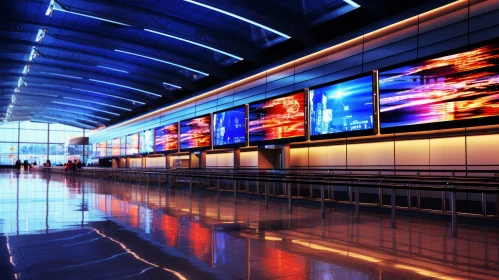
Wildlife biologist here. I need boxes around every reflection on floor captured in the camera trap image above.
[0,170,498,280]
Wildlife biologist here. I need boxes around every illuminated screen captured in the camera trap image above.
[126,133,139,155]
[249,91,305,143]
[106,140,112,157]
[120,136,126,156]
[379,43,499,131]
[213,106,246,147]
[139,130,154,154]
[180,115,211,150]
[310,75,374,138]
[96,142,106,158]
[111,138,120,157]
[155,123,178,152]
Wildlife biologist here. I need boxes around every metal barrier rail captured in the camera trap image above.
[42,166,499,238]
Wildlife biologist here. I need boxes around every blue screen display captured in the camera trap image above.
[310,75,373,137]
[213,106,246,146]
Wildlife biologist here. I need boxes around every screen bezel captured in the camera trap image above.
[154,122,179,154]
[179,114,212,151]
[212,104,247,149]
[248,89,307,146]
[309,72,377,140]
[378,39,499,134]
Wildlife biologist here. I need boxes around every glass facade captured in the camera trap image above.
[0,121,86,166]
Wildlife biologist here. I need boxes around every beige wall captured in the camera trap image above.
[146,157,166,168]
[206,152,234,168]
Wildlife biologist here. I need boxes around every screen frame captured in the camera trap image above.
[309,72,377,140]
[378,39,499,134]
[212,104,248,149]
[179,113,212,152]
[154,122,179,154]
[248,89,308,146]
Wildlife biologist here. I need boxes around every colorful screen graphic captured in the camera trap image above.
[379,43,499,131]
[155,123,178,152]
[213,106,246,147]
[139,130,154,154]
[111,138,120,157]
[249,91,305,143]
[126,133,139,155]
[120,136,126,156]
[310,75,374,137]
[180,115,211,150]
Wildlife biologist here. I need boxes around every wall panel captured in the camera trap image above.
[240,150,257,168]
[290,147,308,167]
[429,136,466,167]
[347,142,394,168]
[466,134,499,166]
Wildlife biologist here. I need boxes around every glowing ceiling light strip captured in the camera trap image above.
[53,7,130,27]
[89,79,162,97]
[97,65,129,73]
[41,84,70,88]
[40,72,82,79]
[52,101,120,116]
[22,65,30,75]
[37,114,99,124]
[184,0,290,39]
[37,116,96,127]
[63,97,132,111]
[47,107,111,121]
[343,0,360,8]
[35,28,47,43]
[144,29,243,60]
[72,88,145,104]
[114,49,209,76]
[162,82,181,89]
[18,92,58,97]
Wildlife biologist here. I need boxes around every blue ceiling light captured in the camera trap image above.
[22,65,30,75]
[51,101,120,116]
[18,77,27,87]
[35,28,47,43]
[72,88,145,105]
[40,72,83,79]
[47,107,111,121]
[29,47,40,61]
[35,116,96,128]
[63,97,132,111]
[343,0,360,8]
[183,0,290,39]
[89,79,162,97]
[46,0,130,26]
[162,82,181,89]
[144,29,243,61]
[39,116,98,124]
[114,49,209,76]
[97,65,129,73]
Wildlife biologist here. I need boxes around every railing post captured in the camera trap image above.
[482,192,487,218]
[321,185,325,219]
[407,184,412,210]
[217,178,220,198]
[450,185,457,238]
[288,183,292,214]
[354,186,360,223]
[265,182,269,210]
[442,188,447,213]
[234,178,237,205]
[378,182,383,206]
[348,185,353,204]
[391,188,396,229]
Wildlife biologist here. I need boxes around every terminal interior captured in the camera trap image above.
[1,0,499,279]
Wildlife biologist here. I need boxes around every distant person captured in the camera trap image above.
[15,159,21,170]
[23,160,29,170]
[77,160,82,169]
[72,159,77,175]
[45,160,51,167]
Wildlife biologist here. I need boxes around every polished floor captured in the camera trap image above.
[0,170,498,280]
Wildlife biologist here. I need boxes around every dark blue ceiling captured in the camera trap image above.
[0,0,431,129]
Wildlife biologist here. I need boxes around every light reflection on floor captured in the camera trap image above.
[0,170,498,279]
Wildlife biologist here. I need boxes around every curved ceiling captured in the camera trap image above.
[0,0,435,129]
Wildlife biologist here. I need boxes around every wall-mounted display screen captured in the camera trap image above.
[310,75,374,139]
[379,43,499,133]
[120,136,126,156]
[249,91,305,144]
[96,142,106,158]
[213,106,246,147]
[111,138,120,157]
[106,140,112,157]
[126,133,139,155]
[155,123,178,152]
[180,115,211,150]
[139,129,154,154]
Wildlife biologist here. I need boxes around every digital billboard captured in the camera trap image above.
[248,91,305,144]
[155,123,178,153]
[106,140,112,157]
[379,43,499,133]
[139,129,154,154]
[96,142,106,158]
[126,133,139,155]
[213,106,246,147]
[120,136,126,156]
[310,75,374,139]
[180,115,211,150]
[111,137,120,157]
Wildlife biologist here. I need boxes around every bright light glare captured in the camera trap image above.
[343,0,360,8]
[97,66,129,73]
[162,82,181,89]
[184,0,290,39]
[89,79,162,97]
[52,101,120,116]
[144,29,243,60]
[114,49,209,76]
[63,97,132,111]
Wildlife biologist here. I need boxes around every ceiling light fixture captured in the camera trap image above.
[183,0,290,39]
[97,65,129,73]
[35,28,47,43]
[45,0,130,26]
[29,47,40,61]
[89,79,162,97]
[144,29,243,60]
[40,72,83,79]
[72,88,145,105]
[63,97,132,111]
[47,107,111,121]
[114,49,209,76]
[22,65,30,75]
[343,0,360,8]
[162,82,181,89]
[52,101,120,116]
